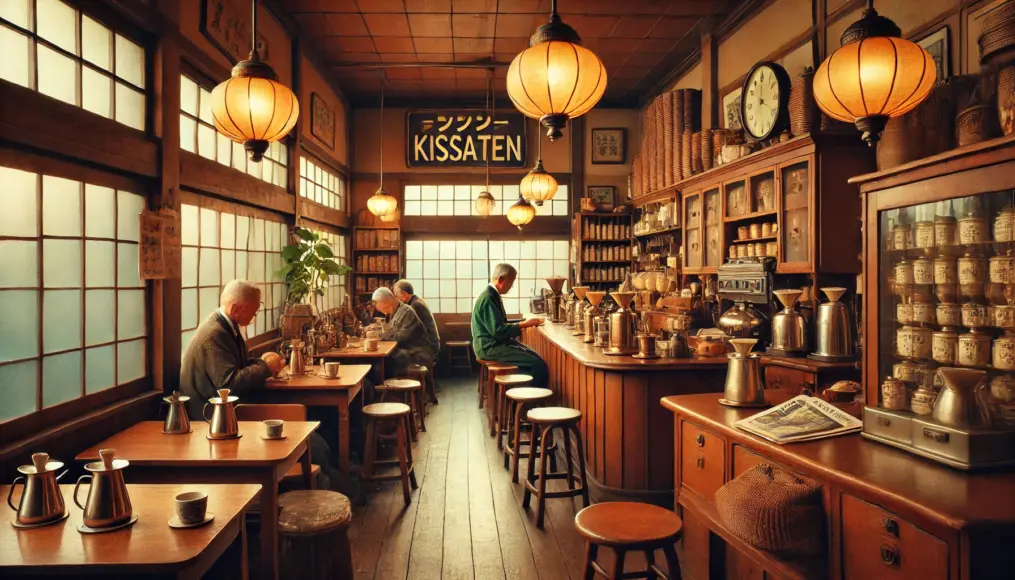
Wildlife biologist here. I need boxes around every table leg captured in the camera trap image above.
[300,441,314,489]
[259,472,280,580]
[378,360,385,382]
[337,395,351,473]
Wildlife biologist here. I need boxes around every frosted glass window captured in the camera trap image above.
[115,83,144,131]
[81,16,111,70]
[117,339,145,383]
[82,67,112,118]
[117,289,145,339]
[117,243,141,287]
[85,345,115,393]
[198,125,216,160]
[43,289,81,353]
[117,190,144,242]
[85,290,114,345]
[85,240,115,287]
[181,288,198,330]
[0,241,38,288]
[180,116,196,153]
[217,133,232,165]
[0,361,39,421]
[199,247,220,285]
[181,204,199,245]
[199,88,214,123]
[115,34,144,88]
[181,247,198,287]
[37,45,78,105]
[43,239,82,288]
[0,26,31,88]
[180,75,198,115]
[42,176,81,235]
[43,351,82,407]
[36,0,76,54]
[0,291,39,361]
[199,208,218,245]
[221,249,235,282]
[0,0,31,29]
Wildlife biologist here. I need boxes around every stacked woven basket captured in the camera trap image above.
[630,89,701,199]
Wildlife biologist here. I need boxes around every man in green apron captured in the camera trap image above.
[471,263,547,386]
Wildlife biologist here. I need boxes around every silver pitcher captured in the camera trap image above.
[724,339,765,405]
[73,448,132,529]
[571,287,589,336]
[7,453,67,526]
[933,367,993,427]
[607,291,639,355]
[161,390,191,434]
[810,287,858,361]
[583,291,607,344]
[289,339,307,375]
[770,289,809,356]
[202,388,240,439]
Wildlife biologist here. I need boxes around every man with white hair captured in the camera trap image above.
[393,279,440,364]
[471,263,548,386]
[372,287,434,377]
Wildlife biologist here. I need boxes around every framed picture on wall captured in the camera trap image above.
[586,185,616,206]
[311,93,336,149]
[722,87,743,131]
[917,26,949,81]
[201,0,270,65]
[591,128,626,164]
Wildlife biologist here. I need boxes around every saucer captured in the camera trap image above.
[11,510,69,529]
[206,433,243,440]
[316,374,341,380]
[78,513,139,534]
[169,512,215,529]
[631,352,659,359]
[718,398,769,409]
[162,428,192,435]
[260,435,287,440]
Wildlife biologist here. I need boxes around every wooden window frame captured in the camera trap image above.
[299,151,347,214]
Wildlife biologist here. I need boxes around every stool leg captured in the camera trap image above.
[583,542,599,580]
[503,402,515,469]
[535,424,552,528]
[510,402,526,483]
[497,385,508,450]
[522,425,538,509]
[404,416,418,490]
[404,393,419,442]
[662,544,681,580]
[414,389,427,433]
[467,347,473,377]
[574,427,591,508]
[363,418,377,479]
[395,418,412,505]
[478,364,487,409]
[611,549,626,580]
[488,378,498,437]
[427,371,439,404]
[564,425,577,493]
[644,550,657,580]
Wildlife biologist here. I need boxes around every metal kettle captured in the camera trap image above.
[933,367,993,427]
[7,453,67,526]
[161,390,191,434]
[810,287,857,361]
[288,339,307,375]
[723,338,765,405]
[607,291,639,354]
[73,448,132,529]
[202,388,240,439]
[770,289,809,356]
[718,302,765,339]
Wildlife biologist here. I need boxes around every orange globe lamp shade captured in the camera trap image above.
[507,197,536,230]
[475,190,496,216]
[506,1,607,141]
[367,186,398,218]
[519,160,558,206]
[812,1,936,146]
[211,57,299,162]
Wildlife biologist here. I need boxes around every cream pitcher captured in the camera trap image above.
[161,390,191,434]
[73,448,133,529]
[202,387,240,439]
[7,452,67,526]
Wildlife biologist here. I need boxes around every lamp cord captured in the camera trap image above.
[486,74,491,189]
[379,81,385,188]
[250,0,257,59]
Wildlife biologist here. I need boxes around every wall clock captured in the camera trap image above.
[739,61,791,142]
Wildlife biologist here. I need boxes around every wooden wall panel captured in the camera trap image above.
[595,369,606,480]
[604,373,624,488]
[623,373,650,490]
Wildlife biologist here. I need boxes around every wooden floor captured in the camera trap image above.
[348,376,674,580]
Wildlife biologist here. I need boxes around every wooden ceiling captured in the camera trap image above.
[280,0,752,107]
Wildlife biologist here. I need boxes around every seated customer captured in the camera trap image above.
[471,263,547,385]
[181,280,341,490]
[372,287,434,376]
[393,279,440,364]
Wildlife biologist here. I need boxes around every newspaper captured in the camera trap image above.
[734,395,863,444]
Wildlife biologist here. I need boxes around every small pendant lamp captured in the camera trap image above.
[507,195,536,230]
[367,82,398,217]
[210,0,298,162]
[476,75,496,217]
[519,129,558,206]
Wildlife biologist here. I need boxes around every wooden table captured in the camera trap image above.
[1,483,260,579]
[76,421,318,580]
[263,364,371,473]
[318,341,396,381]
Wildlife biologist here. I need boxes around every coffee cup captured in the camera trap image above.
[323,362,340,378]
[175,491,208,525]
[263,419,284,439]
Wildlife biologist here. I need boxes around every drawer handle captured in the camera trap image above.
[695,433,705,447]
[877,416,891,427]
[923,428,949,444]
[880,544,898,566]
[696,455,705,469]
[882,517,898,537]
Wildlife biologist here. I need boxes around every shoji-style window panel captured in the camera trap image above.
[0,165,147,423]
[0,0,147,130]
[403,184,569,217]
[299,155,346,212]
[311,229,349,312]
[179,74,288,189]
[180,202,287,357]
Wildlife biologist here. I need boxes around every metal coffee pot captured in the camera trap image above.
[584,291,607,344]
[770,289,809,356]
[546,276,567,323]
[571,286,589,336]
[161,390,191,434]
[7,453,67,526]
[810,287,858,361]
[723,338,765,406]
[934,367,994,427]
[74,449,132,529]
[202,388,240,439]
[606,291,639,355]
[289,339,307,375]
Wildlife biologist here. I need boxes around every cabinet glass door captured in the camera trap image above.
[750,170,777,214]
[684,193,701,269]
[724,179,748,219]
[704,188,721,268]
[781,160,811,266]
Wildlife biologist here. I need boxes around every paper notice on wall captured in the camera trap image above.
[138,208,182,280]
[160,208,181,279]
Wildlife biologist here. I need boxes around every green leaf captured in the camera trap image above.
[315,244,334,259]
[281,245,302,261]
[315,289,325,296]
[320,260,343,275]
[275,263,295,278]
[295,227,315,241]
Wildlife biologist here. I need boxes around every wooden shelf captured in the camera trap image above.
[578,212,630,217]
[583,279,625,283]
[730,234,778,243]
[354,271,400,275]
[353,247,400,251]
[634,226,681,238]
[581,259,632,264]
[581,238,631,243]
[723,209,778,223]
[354,225,400,230]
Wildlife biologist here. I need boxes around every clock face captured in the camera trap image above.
[742,65,782,140]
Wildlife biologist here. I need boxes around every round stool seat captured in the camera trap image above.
[527,406,581,424]
[278,490,352,535]
[406,364,429,374]
[363,402,411,417]
[505,387,552,401]
[446,340,471,347]
[575,502,683,546]
[496,374,535,386]
[488,364,520,373]
[380,378,421,390]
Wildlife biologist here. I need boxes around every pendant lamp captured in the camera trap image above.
[519,130,558,206]
[210,0,298,162]
[507,196,536,230]
[506,0,607,141]
[812,0,936,146]
[476,75,497,217]
[367,82,398,217]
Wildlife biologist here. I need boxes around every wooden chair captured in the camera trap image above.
[446,340,473,377]
[234,404,318,487]
[377,378,424,438]
[523,407,590,528]
[574,502,684,579]
[362,402,418,505]
[501,381,553,484]
[278,490,353,580]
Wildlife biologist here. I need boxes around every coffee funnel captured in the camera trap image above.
[586,291,607,308]
[611,291,637,309]
[546,277,567,295]
[572,286,589,302]
[821,287,846,303]
[774,289,803,310]
[730,338,758,357]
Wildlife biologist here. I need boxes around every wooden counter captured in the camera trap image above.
[522,324,727,506]
[661,393,1015,580]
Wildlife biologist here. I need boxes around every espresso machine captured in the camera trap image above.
[605,291,638,355]
[717,257,776,347]
[584,291,607,345]
[546,276,567,323]
[571,286,589,336]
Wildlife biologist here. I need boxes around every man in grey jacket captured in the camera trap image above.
[373,287,433,376]
[393,279,440,365]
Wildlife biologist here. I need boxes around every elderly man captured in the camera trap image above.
[471,263,548,386]
[372,287,434,376]
[393,280,440,363]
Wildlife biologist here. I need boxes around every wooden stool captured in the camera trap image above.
[235,404,318,488]
[575,502,684,580]
[377,378,424,439]
[446,340,473,378]
[278,490,353,580]
[503,384,553,484]
[476,358,493,409]
[523,407,590,528]
[407,363,439,409]
[487,364,520,440]
[362,402,418,505]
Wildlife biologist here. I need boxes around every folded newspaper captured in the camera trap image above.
[734,395,863,444]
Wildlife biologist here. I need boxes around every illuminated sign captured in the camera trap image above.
[406,110,527,168]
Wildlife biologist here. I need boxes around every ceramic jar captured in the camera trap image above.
[728,245,737,259]
[958,254,987,285]
[912,301,936,324]
[959,214,988,244]
[897,325,931,359]
[990,253,1015,284]
[932,330,958,364]
[897,303,914,324]
[737,244,748,258]
[767,242,778,256]
[891,224,911,250]
[962,302,989,327]
[761,222,773,237]
[749,223,761,239]
[934,215,957,247]
[958,331,991,366]
[754,242,765,256]
[738,226,748,240]
[911,387,938,415]
[913,221,934,248]
[933,257,957,285]
[996,305,1015,329]
[912,258,933,284]
[937,303,961,326]
[993,336,1015,370]
[881,377,909,410]
[893,360,927,383]
[995,206,1015,242]
[991,374,1015,402]
[745,244,756,257]
[894,259,914,285]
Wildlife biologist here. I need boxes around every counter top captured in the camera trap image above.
[661,393,1015,527]
[536,323,727,371]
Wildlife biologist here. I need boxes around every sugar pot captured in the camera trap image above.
[914,221,935,248]
[995,206,1015,242]
[912,301,936,324]
[958,253,987,285]
[989,252,1015,284]
[897,325,931,359]
[7,452,67,526]
[881,377,908,410]
[936,303,961,326]
[912,258,933,285]
[962,302,988,328]
[958,331,991,367]
[893,259,914,285]
[993,336,1015,371]
[891,224,911,250]
[958,213,988,244]
[893,360,928,383]
[995,305,1015,329]
[897,302,914,324]
[934,215,956,247]
[932,330,958,364]
[933,257,957,285]
[73,448,133,529]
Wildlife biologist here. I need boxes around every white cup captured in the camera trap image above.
[263,419,284,439]
[324,362,340,378]
[175,491,208,525]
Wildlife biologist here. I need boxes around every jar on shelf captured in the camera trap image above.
[891,223,912,250]
[990,374,1015,403]
[897,302,914,324]
[962,302,989,327]
[755,242,765,256]
[933,257,957,285]
[737,244,748,258]
[912,301,936,324]
[738,226,748,240]
[914,221,935,248]
[893,360,928,383]
[766,241,778,257]
[881,377,909,410]
[996,305,1015,329]
[749,223,762,239]
[959,213,989,244]
[894,259,914,285]
[958,253,987,285]
[958,331,991,367]
[993,335,1015,371]
[897,325,931,359]
[761,222,773,237]
[911,386,938,415]
[995,206,1015,242]
[990,252,1015,284]
[912,257,933,285]
[728,245,737,259]
[932,330,958,364]
[936,303,962,326]
[934,215,957,247]
[745,244,756,257]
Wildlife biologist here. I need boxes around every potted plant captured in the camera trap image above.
[277,227,352,317]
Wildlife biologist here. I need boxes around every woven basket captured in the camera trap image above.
[700,129,713,171]
[979,1,1015,67]
[999,64,1015,135]
[683,89,701,131]
[632,155,642,198]
[673,91,685,181]
[789,67,820,137]
[690,131,702,175]
[662,92,674,186]
[654,96,666,189]
[648,99,659,192]
[877,81,958,170]
[681,130,693,177]
[957,103,1000,147]
[715,464,825,557]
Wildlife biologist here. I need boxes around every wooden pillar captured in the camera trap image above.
[570,116,584,218]
[701,30,719,130]
[289,37,303,226]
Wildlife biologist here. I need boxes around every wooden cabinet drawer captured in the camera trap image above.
[764,365,815,394]
[677,504,711,580]
[840,494,948,580]
[680,421,725,500]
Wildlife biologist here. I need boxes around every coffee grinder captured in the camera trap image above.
[571,286,589,337]
[716,257,776,347]
[584,291,607,345]
[546,276,567,323]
